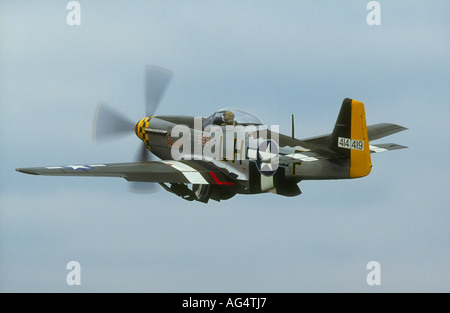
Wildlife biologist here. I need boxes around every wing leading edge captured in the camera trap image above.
[16,160,236,185]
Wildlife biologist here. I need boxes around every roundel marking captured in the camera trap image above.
[256,139,279,177]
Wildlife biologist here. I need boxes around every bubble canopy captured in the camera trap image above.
[204,108,264,127]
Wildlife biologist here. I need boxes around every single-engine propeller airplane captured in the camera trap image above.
[16,66,408,203]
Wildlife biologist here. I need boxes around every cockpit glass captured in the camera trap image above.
[204,108,264,127]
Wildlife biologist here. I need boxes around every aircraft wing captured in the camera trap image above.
[16,160,237,185]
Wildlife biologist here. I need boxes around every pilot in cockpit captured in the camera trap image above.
[220,110,237,126]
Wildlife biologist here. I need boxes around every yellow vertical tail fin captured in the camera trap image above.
[349,99,371,177]
[330,98,372,178]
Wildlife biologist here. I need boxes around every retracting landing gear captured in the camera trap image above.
[159,183,212,203]
[192,184,212,203]
[159,183,235,203]
[159,183,196,201]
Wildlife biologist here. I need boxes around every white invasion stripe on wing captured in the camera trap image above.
[260,174,275,192]
[284,153,319,161]
[369,145,388,153]
[162,161,209,184]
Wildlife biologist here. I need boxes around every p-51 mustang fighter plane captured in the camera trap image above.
[16,66,407,203]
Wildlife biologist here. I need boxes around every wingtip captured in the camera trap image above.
[16,168,38,175]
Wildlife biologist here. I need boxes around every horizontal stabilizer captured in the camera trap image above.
[302,123,407,146]
[369,143,408,153]
[367,123,408,141]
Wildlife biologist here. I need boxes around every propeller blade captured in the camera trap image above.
[92,65,173,193]
[129,182,158,194]
[145,65,173,117]
[129,143,158,194]
[136,141,152,162]
[92,102,135,142]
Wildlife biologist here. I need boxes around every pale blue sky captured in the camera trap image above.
[1,0,449,292]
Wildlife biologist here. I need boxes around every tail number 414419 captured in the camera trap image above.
[338,137,364,151]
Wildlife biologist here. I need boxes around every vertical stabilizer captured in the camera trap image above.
[329,98,372,178]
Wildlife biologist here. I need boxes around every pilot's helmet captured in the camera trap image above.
[223,110,235,124]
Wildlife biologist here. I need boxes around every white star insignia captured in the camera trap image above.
[258,142,277,162]
[258,142,278,172]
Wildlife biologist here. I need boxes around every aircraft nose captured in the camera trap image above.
[135,117,151,141]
